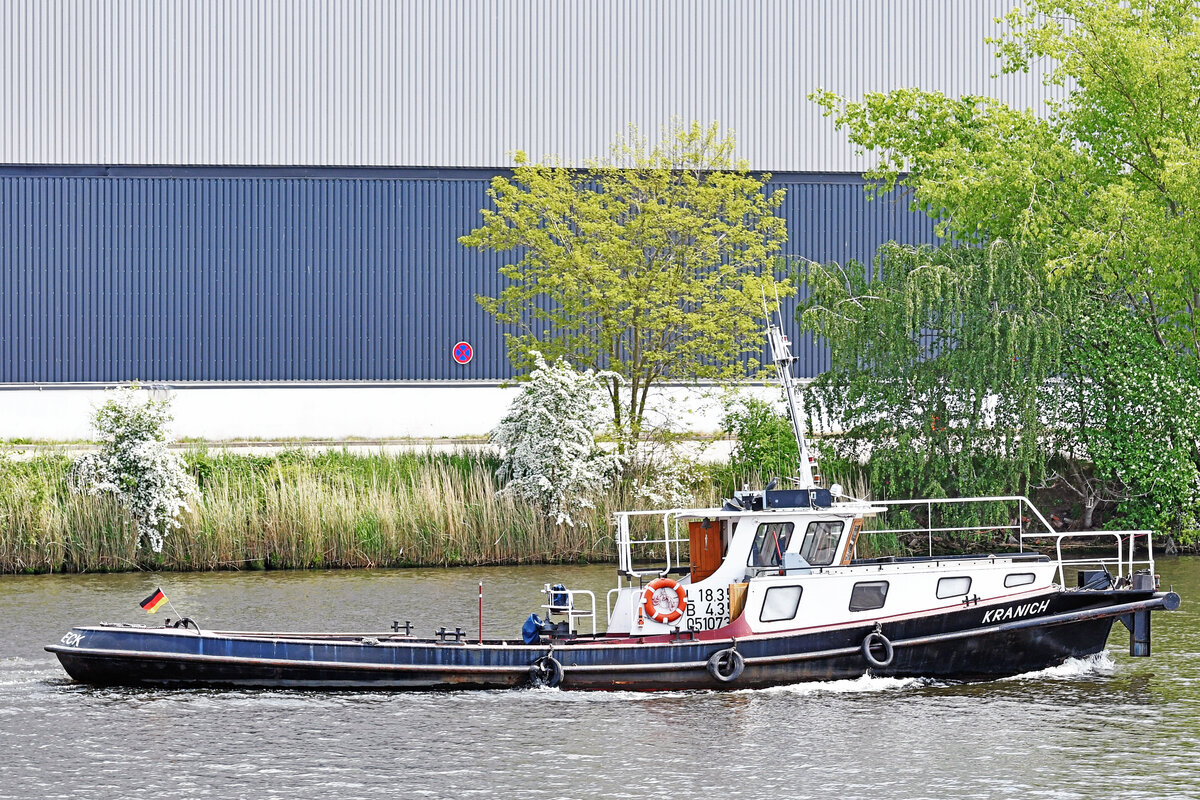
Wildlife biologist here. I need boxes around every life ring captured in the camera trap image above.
[862,631,894,668]
[706,647,745,683]
[641,578,688,624]
[529,655,564,688]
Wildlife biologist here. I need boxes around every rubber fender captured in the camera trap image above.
[862,631,894,668]
[529,655,564,688]
[706,647,745,683]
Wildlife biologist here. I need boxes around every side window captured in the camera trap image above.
[1005,573,1036,588]
[760,585,803,623]
[937,576,972,599]
[747,522,794,568]
[849,581,889,612]
[798,521,844,566]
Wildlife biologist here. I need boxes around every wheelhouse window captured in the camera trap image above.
[1005,573,1036,588]
[937,576,972,599]
[849,581,889,612]
[747,522,794,570]
[798,521,843,566]
[760,585,803,623]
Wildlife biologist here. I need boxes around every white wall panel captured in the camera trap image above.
[0,0,1064,170]
[0,383,784,440]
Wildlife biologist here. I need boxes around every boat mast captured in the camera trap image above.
[765,313,819,489]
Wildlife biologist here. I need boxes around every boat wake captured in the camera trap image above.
[0,657,62,688]
[1001,651,1116,682]
[754,672,928,696]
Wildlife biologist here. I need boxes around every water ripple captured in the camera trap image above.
[5,560,1200,800]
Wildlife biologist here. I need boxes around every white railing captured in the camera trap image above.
[613,509,690,579]
[1024,529,1155,588]
[871,496,1155,586]
[542,585,597,635]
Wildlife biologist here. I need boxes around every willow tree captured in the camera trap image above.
[812,0,1200,358]
[800,242,1070,503]
[460,121,791,443]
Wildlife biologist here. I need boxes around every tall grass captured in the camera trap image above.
[0,449,720,574]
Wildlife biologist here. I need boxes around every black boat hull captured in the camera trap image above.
[47,590,1178,691]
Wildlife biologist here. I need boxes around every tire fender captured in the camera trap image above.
[529,655,564,688]
[862,630,894,668]
[706,647,745,683]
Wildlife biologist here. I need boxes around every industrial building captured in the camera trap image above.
[0,0,1061,439]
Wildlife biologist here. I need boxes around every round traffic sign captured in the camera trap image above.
[452,341,474,365]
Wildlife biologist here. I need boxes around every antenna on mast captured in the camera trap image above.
[764,294,820,489]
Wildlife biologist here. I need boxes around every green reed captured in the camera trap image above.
[0,449,720,574]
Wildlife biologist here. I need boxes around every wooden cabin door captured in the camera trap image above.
[689,519,724,582]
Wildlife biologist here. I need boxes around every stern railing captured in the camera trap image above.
[870,496,1155,586]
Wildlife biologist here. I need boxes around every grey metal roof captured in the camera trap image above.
[0,0,1063,170]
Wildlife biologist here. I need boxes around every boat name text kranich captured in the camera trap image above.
[982,599,1051,624]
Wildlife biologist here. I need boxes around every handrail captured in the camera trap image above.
[1020,529,1155,586]
[606,586,620,625]
[542,585,597,635]
[613,509,692,580]
[869,495,1155,585]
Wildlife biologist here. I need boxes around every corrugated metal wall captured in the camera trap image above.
[0,171,937,383]
[0,0,1063,171]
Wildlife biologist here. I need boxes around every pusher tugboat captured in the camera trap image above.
[47,321,1181,690]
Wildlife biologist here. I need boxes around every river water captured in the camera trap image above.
[3,559,1198,800]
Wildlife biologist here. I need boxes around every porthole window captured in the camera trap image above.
[760,585,803,623]
[849,581,889,612]
[937,576,972,599]
[1005,572,1036,588]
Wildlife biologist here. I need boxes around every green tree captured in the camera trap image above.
[812,0,1200,356]
[807,0,1200,536]
[799,242,1067,502]
[1042,302,1200,533]
[720,395,801,483]
[460,121,791,443]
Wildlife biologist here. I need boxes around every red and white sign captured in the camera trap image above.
[452,341,474,365]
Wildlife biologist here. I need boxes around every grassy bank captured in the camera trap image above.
[0,448,1060,575]
[0,449,727,574]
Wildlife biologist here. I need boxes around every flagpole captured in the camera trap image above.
[165,598,185,622]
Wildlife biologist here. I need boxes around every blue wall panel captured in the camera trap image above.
[0,171,938,383]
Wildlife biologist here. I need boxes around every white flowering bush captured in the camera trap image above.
[491,353,624,526]
[633,447,704,509]
[70,386,198,552]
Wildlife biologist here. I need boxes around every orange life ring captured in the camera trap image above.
[642,578,688,624]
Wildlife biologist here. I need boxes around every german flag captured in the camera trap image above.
[140,588,168,613]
